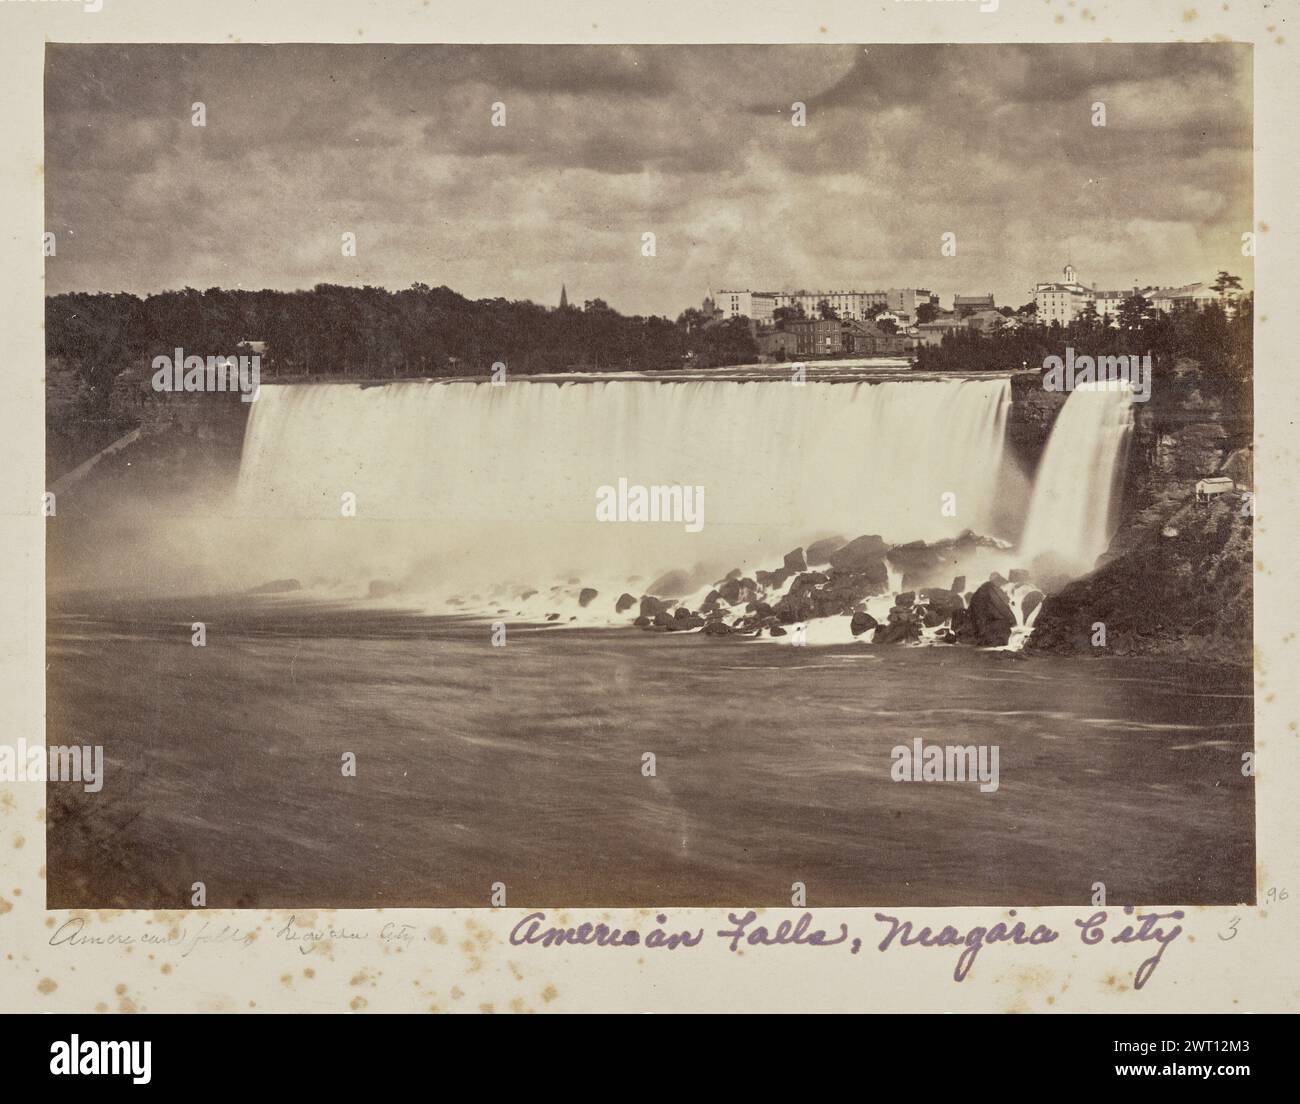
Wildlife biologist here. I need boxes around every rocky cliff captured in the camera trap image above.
[1026,360,1252,663]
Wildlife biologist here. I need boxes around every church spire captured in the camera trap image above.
[559,284,569,310]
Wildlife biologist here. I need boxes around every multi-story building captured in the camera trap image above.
[779,318,910,357]
[1036,269,1234,327]
[1033,265,1096,325]
[953,293,996,317]
[714,287,936,324]
[714,290,777,325]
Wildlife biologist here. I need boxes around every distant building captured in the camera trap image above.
[915,316,966,348]
[780,317,909,357]
[1033,267,1097,325]
[715,287,936,324]
[559,284,569,310]
[953,293,996,317]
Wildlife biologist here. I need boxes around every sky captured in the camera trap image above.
[45,43,1253,317]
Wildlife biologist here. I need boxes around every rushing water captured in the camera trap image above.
[233,377,1013,606]
[1018,383,1135,578]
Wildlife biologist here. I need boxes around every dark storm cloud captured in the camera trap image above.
[44,43,1251,316]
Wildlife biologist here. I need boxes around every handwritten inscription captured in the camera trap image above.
[46,906,1187,991]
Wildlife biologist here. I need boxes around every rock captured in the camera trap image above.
[677,614,706,631]
[249,578,302,594]
[919,605,948,628]
[873,620,918,644]
[768,625,788,637]
[365,579,397,598]
[756,568,791,590]
[647,569,692,597]
[702,619,732,635]
[673,607,693,621]
[546,612,561,622]
[849,610,878,637]
[783,547,807,573]
[950,607,972,636]
[653,610,676,628]
[828,534,888,573]
[615,593,637,613]
[964,581,1016,646]
[633,616,651,628]
[988,572,1008,587]
[806,536,848,566]
[895,590,915,607]
[578,588,598,608]
[640,595,669,618]
[950,575,966,593]
[920,588,965,616]
[1008,568,1031,585]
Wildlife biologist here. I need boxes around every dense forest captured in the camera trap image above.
[46,282,759,405]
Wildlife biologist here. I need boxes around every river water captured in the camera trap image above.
[46,599,1254,909]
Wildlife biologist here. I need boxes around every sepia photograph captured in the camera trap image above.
[39,40,1257,914]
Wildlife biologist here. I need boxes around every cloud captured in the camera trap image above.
[44,43,1252,316]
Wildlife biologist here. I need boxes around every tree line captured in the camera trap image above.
[47,283,761,419]
[916,283,1253,415]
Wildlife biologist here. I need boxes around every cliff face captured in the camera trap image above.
[1025,360,1252,663]
[1006,372,1067,470]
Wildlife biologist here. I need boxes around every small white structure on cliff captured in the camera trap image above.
[1195,476,1238,503]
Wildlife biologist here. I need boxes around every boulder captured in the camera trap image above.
[964,581,1016,646]
[895,590,915,607]
[828,534,888,573]
[920,588,965,616]
[768,625,788,637]
[1021,590,1045,620]
[783,547,808,574]
[702,620,733,636]
[615,593,637,613]
[1008,568,1031,585]
[849,610,878,637]
[950,575,966,594]
[633,616,651,628]
[640,595,670,619]
[873,620,919,645]
[806,536,848,566]
[578,588,598,608]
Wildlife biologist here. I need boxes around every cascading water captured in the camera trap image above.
[233,377,1013,608]
[1018,382,1135,580]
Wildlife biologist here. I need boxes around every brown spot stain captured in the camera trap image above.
[0,897,11,916]
[37,977,58,995]
[542,985,558,1003]
[350,995,368,1011]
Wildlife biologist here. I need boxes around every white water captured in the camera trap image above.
[233,377,1013,608]
[1018,382,1135,579]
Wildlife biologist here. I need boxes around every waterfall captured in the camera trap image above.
[233,377,1012,607]
[1018,382,1135,580]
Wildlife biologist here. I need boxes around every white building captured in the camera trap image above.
[715,287,935,324]
[1033,265,1096,325]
